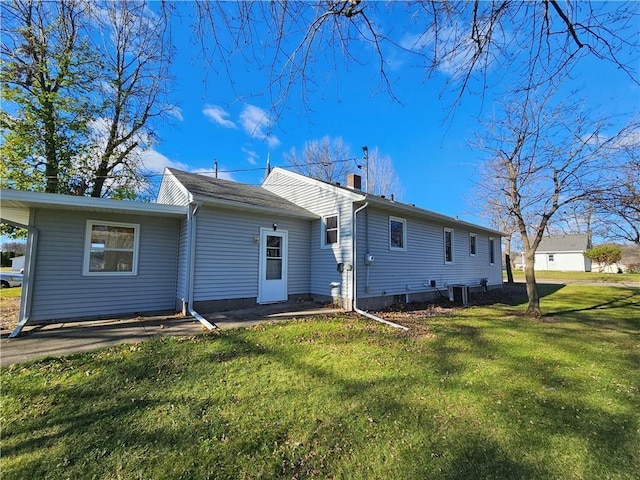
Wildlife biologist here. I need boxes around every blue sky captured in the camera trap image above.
[135,4,639,226]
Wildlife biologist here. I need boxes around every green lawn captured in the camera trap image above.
[2,285,639,479]
[507,270,640,283]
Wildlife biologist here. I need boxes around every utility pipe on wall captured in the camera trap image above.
[186,200,216,330]
[9,218,38,338]
[352,202,408,331]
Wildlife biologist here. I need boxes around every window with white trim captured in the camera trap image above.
[489,237,496,265]
[84,221,140,275]
[548,254,554,262]
[389,216,406,251]
[444,228,454,263]
[322,214,339,247]
[469,233,477,256]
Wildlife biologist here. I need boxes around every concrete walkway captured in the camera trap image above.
[0,302,343,367]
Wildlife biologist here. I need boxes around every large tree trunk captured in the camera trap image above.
[504,236,514,283]
[523,251,541,316]
[505,253,514,284]
[43,99,59,194]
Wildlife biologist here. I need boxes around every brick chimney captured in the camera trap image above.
[347,173,362,190]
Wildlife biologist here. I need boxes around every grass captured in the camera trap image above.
[508,270,640,283]
[0,286,22,298]
[1,284,639,479]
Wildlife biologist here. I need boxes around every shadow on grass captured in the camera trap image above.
[452,283,566,309]
[3,311,638,479]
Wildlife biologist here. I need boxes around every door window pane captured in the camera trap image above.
[265,235,282,279]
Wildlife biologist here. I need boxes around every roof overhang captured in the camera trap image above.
[0,189,188,225]
[362,196,505,237]
[192,194,319,220]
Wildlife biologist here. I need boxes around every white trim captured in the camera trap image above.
[321,213,340,248]
[389,216,407,251]
[257,228,288,304]
[83,220,140,276]
[489,237,496,265]
[0,188,186,216]
[444,227,455,264]
[469,233,477,256]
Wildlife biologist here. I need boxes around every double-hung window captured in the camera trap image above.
[322,214,339,248]
[444,228,454,264]
[469,233,477,256]
[84,221,140,275]
[389,216,406,251]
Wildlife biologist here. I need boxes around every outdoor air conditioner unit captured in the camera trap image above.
[448,285,469,306]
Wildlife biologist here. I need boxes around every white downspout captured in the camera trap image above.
[352,202,408,331]
[9,220,38,338]
[186,200,216,330]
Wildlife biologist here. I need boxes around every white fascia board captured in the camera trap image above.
[0,189,187,217]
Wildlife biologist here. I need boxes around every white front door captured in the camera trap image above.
[258,228,288,304]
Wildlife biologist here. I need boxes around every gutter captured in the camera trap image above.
[9,218,37,338]
[352,202,408,331]
[185,200,216,330]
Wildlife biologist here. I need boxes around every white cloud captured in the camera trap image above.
[167,105,184,122]
[139,149,190,174]
[192,167,234,182]
[239,104,280,148]
[203,104,237,128]
[399,22,503,78]
[242,147,259,165]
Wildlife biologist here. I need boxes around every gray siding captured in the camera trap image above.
[192,206,311,301]
[30,209,180,322]
[355,207,502,299]
[263,169,358,300]
[176,218,188,307]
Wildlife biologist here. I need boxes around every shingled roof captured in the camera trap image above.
[166,168,317,219]
[537,234,590,253]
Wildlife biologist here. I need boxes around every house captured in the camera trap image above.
[534,234,591,272]
[11,255,25,273]
[0,167,503,337]
[261,168,503,310]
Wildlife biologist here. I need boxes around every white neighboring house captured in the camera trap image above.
[11,255,25,273]
[534,234,591,272]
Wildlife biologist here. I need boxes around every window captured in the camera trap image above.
[444,228,454,263]
[266,235,283,280]
[322,214,339,247]
[469,233,477,256]
[84,221,139,275]
[389,216,406,251]
[489,237,496,265]
[548,254,554,262]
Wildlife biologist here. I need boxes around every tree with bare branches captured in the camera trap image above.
[0,0,173,198]
[284,136,352,184]
[284,136,401,197]
[590,149,640,245]
[474,91,638,316]
[192,1,639,118]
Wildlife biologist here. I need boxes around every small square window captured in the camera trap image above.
[548,254,554,262]
[84,221,139,275]
[444,228,454,263]
[470,233,477,256]
[322,214,339,247]
[389,217,406,251]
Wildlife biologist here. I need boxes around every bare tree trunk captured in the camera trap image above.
[505,253,514,284]
[504,235,514,284]
[523,251,540,316]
